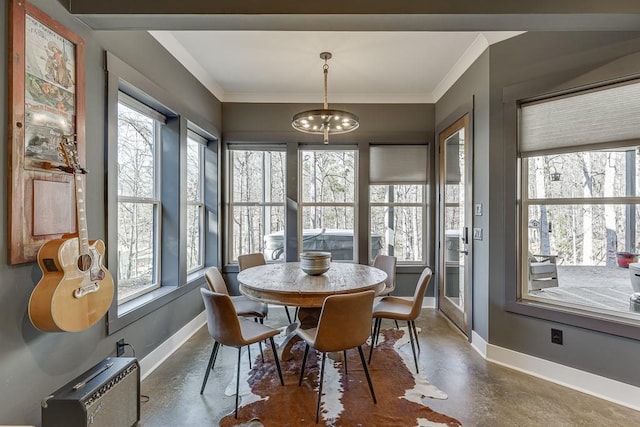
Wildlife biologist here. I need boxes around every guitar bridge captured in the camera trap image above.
[74,283,100,298]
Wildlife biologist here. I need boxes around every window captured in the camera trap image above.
[186,130,205,272]
[370,185,425,263]
[369,145,428,264]
[300,149,357,261]
[519,79,640,321]
[116,93,163,303]
[229,148,286,262]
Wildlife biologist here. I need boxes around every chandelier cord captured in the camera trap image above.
[323,63,329,110]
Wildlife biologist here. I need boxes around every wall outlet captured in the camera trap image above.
[474,203,483,216]
[551,329,563,345]
[116,339,126,356]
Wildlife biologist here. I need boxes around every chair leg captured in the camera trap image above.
[200,341,219,394]
[269,337,285,386]
[259,341,264,363]
[368,318,381,364]
[247,345,252,369]
[284,306,293,323]
[406,321,419,373]
[316,352,327,424]
[235,347,242,419]
[294,307,299,320]
[299,343,310,386]
[394,320,400,329]
[357,346,377,404]
[343,350,348,375]
[411,320,420,352]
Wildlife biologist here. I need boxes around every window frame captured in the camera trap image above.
[105,52,219,334]
[509,74,640,338]
[369,184,427,265]
[227,146,287,263]
[116,93,163,304]
[186,130,206,273]
[299,147,359,262]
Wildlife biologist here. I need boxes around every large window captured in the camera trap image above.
[519,79,640,321]
[369,145,427,264]
[186,130,205,272]
[300,149,357,261]
[229,148,286,262]
[116,94,162,303]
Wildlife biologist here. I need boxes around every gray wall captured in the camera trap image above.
[487,32,640,386]
[435,50,490,340]
[0,0,221,424]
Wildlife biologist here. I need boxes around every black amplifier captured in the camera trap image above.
[42,357,140,427]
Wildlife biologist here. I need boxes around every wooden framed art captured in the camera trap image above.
[8,0,86,264]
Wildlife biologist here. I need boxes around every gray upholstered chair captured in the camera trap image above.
[205,266,268,320]
[297,290,377,423]
[238,253,293,323]
[528,253,559,290]
[200,288,284,418]
[369,267,432,373]
[373,254,397,296]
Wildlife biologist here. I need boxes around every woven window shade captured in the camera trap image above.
[369,145,428,184]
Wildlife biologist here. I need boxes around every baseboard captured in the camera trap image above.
[470,332,640,411]
[139,311,206,381]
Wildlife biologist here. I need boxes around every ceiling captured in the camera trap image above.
[150,31,523,104]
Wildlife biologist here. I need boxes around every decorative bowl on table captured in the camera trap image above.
[300,252,331,275]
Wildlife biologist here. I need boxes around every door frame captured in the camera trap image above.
[436,111,473,339]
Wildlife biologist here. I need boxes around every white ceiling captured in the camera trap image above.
[150,31,523,104]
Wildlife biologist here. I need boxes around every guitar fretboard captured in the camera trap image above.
[75,174,89,256]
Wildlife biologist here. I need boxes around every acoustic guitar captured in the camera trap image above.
[28,137,114,332]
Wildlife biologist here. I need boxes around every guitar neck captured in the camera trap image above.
[74,174,90,255]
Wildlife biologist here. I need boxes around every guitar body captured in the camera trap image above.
[29,237,114,332]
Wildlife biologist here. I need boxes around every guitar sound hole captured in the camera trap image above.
[77,254,92,271]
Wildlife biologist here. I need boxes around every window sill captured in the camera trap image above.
[107,269,206,335]
[505,298,640,341]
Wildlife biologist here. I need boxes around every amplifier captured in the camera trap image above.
[42,357,140,427]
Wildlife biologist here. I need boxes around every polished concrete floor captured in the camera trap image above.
[139,308,639,426]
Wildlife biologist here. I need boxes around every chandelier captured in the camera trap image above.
[292,52,359,144]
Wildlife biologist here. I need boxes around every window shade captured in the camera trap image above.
[520,80,640,155]
[118,91,166,124]
[370,145,428,184]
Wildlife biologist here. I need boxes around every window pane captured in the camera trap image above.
[527,149,640,199]
[231,151,285,203]
[187,204,202,271]
[301,207,355,261]
[232,205,285,261]
[301,151,356,203]
[117,202,156,300]
[527,204,640,266]
[370,185,423,203]
[186,138,202,203]
[117,103,155,199]
[371,206,423,262]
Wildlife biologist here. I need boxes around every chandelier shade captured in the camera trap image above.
[291,52,359,144]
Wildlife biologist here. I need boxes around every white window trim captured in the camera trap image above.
[187,132,206,273]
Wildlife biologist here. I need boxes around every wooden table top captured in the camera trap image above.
[238,262,387,308]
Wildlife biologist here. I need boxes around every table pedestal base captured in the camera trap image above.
[277,307,320,361]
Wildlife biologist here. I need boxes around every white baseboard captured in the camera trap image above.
[139,311,206,381]
[471,332,640,411]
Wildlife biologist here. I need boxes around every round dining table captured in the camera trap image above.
[238,262,387,360]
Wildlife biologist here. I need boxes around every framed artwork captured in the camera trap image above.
[8,0,85,264]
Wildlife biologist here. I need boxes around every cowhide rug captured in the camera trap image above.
[219,327,462,426]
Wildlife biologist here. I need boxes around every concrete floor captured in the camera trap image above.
[139,308,639,426]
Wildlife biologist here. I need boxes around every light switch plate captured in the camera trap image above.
[474,203,483,216]
[473,228,483,240]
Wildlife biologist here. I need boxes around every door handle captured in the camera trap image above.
[459,250,468,255]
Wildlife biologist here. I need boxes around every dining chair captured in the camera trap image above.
[373,254,397,296]
[296,290,376,423]
[373,254,399,329]
[368,267,432,373]
[200,288,284,418]
[205,266,269,364]
[238,252,294,323]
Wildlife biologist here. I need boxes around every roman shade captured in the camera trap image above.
[369,145,428,184]
[519,80,640,156]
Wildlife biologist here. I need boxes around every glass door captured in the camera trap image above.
[438,114,472,337]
